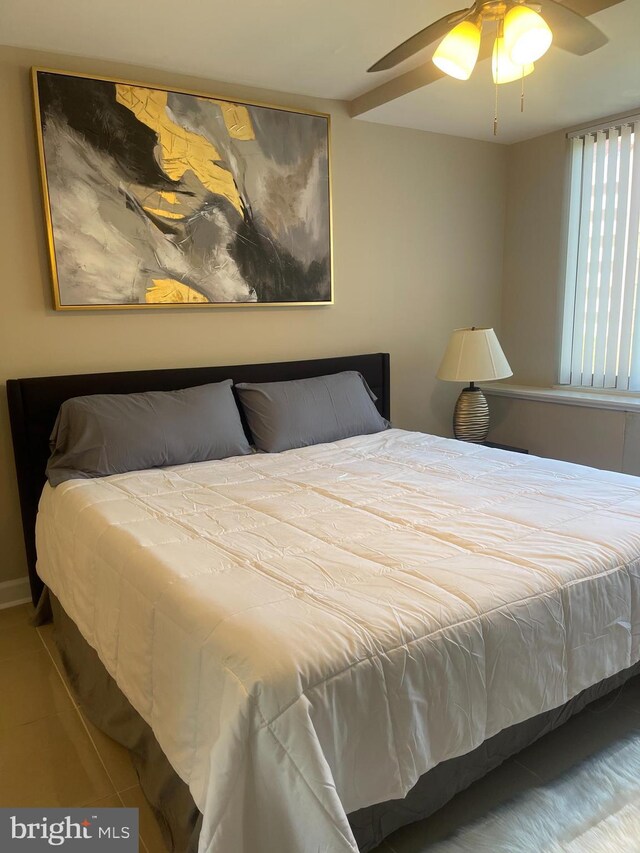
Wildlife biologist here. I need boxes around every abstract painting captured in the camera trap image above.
[32,69,332,308]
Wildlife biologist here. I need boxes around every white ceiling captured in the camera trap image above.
[3,0,640,144]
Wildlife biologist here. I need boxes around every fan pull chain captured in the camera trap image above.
[494,20,500,136]
[521,68,525,113]
[493,18,504,136]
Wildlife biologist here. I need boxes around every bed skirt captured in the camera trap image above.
[47,592,640,853]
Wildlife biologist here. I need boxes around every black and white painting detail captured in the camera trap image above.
[35,71,331,306]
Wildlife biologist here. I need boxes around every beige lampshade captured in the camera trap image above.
[437,327,512,383]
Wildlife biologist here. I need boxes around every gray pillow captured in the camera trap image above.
[46,380,251,485]
[235,371,390,453]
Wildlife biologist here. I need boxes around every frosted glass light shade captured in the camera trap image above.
[433,21,482,80]
[437,328,512,382]
[503,6,552,65]
[492,36,534,84]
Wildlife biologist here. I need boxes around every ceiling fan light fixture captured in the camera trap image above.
[492,36,534,84]
[503,5,553,65]
[432,20,482,80]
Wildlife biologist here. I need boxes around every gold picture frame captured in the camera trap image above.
[32,67,333,310]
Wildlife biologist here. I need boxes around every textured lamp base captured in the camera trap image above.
[453,385,489,442]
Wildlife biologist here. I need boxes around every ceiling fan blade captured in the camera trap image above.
[353,30,494,118]
[368,7,474,72]
[352,64,446,115]
[558,0,624,15]
[539,0,609,54]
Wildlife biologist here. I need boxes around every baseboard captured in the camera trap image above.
[0,577,31,610]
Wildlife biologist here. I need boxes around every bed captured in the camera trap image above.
[7,353,640,853]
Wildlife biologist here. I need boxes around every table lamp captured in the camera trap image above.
[437,327,512,442]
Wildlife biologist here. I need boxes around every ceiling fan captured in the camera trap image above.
[368,0,611,83]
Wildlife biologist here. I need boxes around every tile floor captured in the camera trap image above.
[0,602,166,853]
[2,601,640,853]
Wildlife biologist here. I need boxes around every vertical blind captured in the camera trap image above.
[560,118,640,390]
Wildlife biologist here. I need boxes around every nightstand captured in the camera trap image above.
[482,440,528,454]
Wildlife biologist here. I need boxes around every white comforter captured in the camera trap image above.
[36,429,640,853]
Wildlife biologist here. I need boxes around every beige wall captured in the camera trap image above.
[500,128,569,387]
[0,45,507,584]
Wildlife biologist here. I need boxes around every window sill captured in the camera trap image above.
[484,383,640,413]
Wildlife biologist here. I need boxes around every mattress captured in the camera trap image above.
[35,429,640,853]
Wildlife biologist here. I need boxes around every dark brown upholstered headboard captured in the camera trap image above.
[7,353,390,605]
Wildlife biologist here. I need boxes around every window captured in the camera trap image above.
[560,118,640,390]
